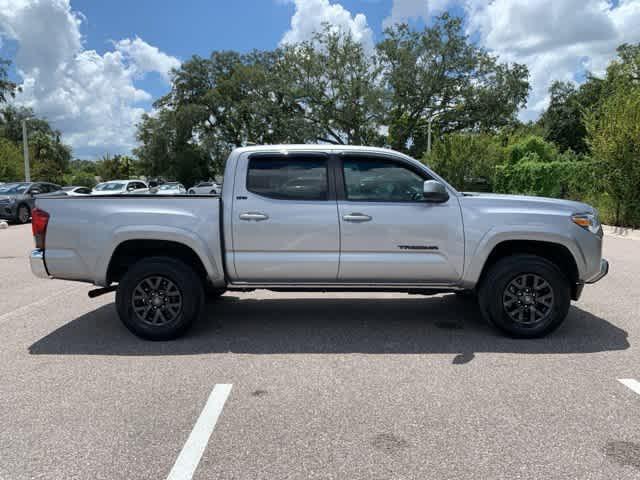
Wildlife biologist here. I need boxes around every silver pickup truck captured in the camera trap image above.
[30,145,608,340]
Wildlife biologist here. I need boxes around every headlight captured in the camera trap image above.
[571,212,601,234]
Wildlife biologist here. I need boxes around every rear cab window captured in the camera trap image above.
[247,156,329,201]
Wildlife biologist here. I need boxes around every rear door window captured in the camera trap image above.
[247,157,328,201]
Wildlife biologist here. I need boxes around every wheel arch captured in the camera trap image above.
[476,239,581,299]
[106,239,210,287]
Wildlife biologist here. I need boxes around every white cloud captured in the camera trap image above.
[0,0,180,157]
[384,0,640,119]
[280,0,374,52]
[114,37,180,82]
[466,0,640,119]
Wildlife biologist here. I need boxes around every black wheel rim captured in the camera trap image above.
[131,275,183,326]
[18,206,29,223]
[502,273,554,326]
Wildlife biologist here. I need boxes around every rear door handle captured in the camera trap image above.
[342,213,372,222]
[239,212,269,221]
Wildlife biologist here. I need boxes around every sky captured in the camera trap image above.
[1,0,639,159]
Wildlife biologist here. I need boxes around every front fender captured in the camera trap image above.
[461,225,586,287]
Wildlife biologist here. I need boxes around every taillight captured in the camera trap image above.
[31,208,50,250]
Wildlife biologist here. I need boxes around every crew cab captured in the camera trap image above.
[29,145,608,340]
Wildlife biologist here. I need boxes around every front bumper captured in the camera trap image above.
[30,249,50,279]
[586,258,609,284]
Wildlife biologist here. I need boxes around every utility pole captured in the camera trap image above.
[427,117,433,155]
[22,119,31,182]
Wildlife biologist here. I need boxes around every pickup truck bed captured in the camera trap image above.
[38,196,225,287]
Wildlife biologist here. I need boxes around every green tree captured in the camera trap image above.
[67,171,97,188]
[423,133,506,190]
[0,105,56,144]
[159,49,312,152]
[134,109,210,187]
[539,43,640,156]
[606,43,640,86]
[585,86,640,226]
[539,82,588,153]
[0,58,19,104]
[377,14,529,155]
[0,137,23,181]
[95,154,139,181]
[68,159,98,176]
[29,132,71,184]
[282,25,385,145]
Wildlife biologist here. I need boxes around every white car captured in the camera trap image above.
[92,180,148,195]
[150,183,187,195]
[188,181,220,195]
[62,186,92,196]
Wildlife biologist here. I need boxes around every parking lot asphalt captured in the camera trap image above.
[1,223,639,479]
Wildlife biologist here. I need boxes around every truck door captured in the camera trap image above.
[230,152,340,282]
[336,154,464,283]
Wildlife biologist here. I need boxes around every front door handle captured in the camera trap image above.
[342,213,372,222]
[239,212,269,221]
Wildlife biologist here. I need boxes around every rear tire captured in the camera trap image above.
[17,204,30,224]
[116,256,204,340]
[478,254,570,338]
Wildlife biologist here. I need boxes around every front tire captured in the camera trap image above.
[478,254,570,338]
[116,257,204,340]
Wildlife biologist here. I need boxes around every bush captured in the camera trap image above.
[585,85,640,227]
[68,171,97,188]
[495,159,600,199]
[506,135,559,164]
[423,133,506,191]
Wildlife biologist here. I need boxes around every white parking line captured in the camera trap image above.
[166,384,233,480]
[618,378,640,396]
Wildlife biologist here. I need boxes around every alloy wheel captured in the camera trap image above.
[502,273,555,326]
[131,275,183,326]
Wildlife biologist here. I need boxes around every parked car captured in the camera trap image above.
[0,181,63,224]
[150,182,187,195]
[30,145,608,341]
[188,181,220,195]
[62,186,92,196]
[92,180,148,195]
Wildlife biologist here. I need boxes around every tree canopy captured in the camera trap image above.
[377,14,529,155]
[0,58,19,104]
[139,16,530,184]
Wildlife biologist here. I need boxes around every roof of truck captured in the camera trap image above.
[232,144,407,156]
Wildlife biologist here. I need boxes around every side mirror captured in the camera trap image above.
[30,189,41,196]
[423,180,449,203]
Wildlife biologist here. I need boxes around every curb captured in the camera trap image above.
[603,224,640,240]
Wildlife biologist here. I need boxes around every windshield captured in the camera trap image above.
[0,183,30,194]
[94,182,125,191]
